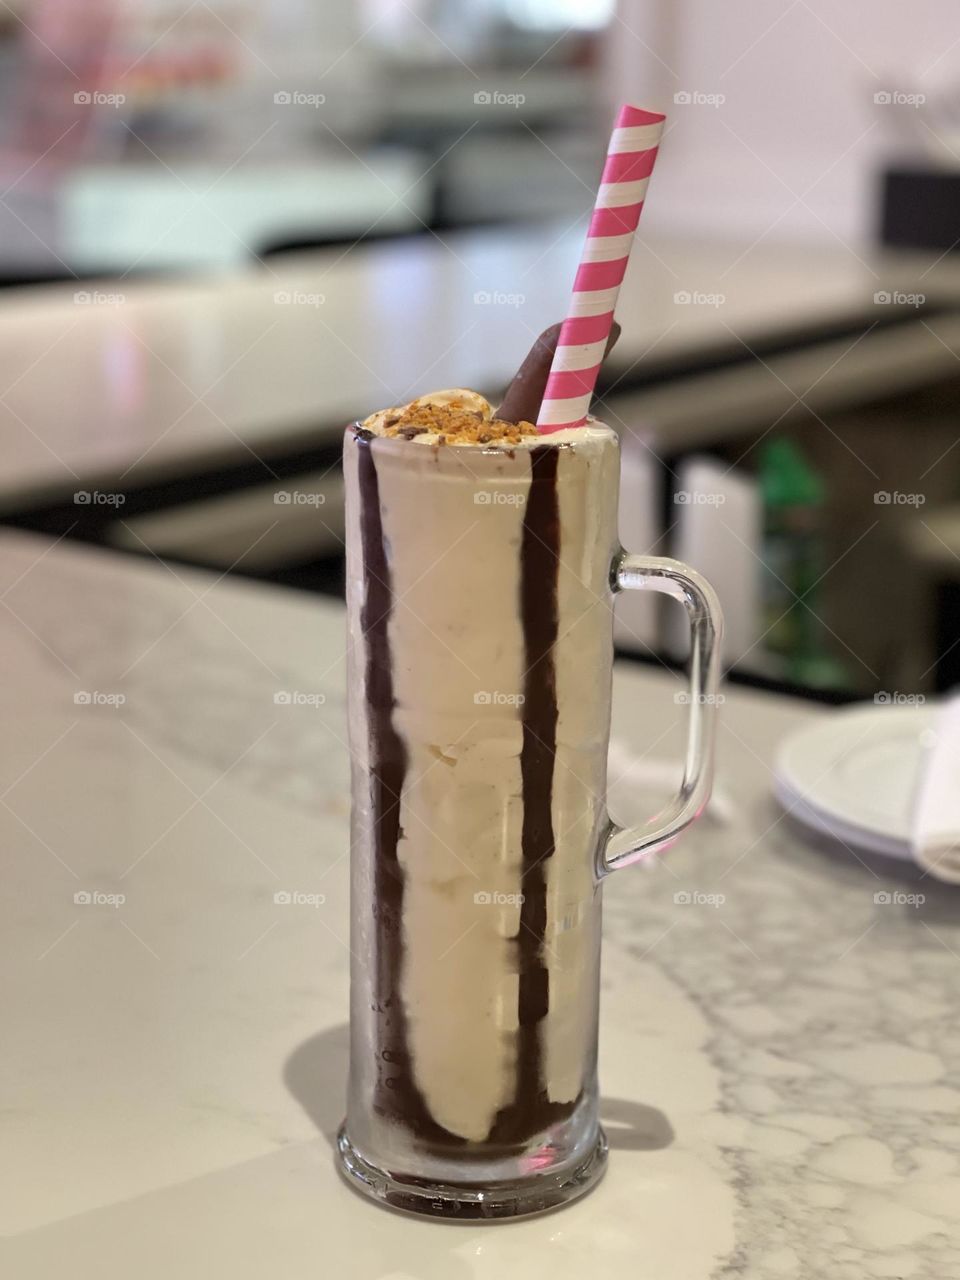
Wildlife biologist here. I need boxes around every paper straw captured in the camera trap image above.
[537,104,665,433]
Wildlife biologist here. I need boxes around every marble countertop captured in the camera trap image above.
[2,530,959,1278]
[4,227,960,511]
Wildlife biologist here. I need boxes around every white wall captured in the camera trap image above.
[607,0,960,245]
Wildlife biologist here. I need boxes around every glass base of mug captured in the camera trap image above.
[336,1124,608,1221]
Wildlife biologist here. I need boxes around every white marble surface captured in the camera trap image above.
[2,530,959,1278]
[3,226,959,509]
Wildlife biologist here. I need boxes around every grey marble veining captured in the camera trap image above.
[602,791,960,1279]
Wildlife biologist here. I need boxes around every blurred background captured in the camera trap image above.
[3,0,960,701]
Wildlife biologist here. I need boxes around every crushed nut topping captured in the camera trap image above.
[379,402,537,445]
[362,390,538,445]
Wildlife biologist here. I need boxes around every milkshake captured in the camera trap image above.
[341,388,618,1199]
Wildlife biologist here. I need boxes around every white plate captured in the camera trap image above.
[774,705,933,861]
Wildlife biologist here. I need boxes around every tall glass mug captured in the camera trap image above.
[338,418,723,1219]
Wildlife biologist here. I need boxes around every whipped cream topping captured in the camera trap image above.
[360,388,608,448]
[362,388,494,436]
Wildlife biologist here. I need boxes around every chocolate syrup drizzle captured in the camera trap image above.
[488,444,576,1145]
[358,430,574,1152]
[356,434,459,1146]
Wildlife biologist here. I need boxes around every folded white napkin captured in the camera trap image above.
[912,694,960,883]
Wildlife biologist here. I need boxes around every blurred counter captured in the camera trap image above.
[62,153,430,272]
[3,225,960,515]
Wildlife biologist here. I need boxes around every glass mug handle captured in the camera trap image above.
[600,552,724,876]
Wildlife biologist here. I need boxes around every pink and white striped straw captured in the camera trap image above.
[537,104,665,433]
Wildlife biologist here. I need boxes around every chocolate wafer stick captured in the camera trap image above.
[497,321,621,426]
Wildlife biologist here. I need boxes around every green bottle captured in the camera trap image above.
[759,439,845,688]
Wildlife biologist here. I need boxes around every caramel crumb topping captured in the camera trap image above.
[380,401,537,445]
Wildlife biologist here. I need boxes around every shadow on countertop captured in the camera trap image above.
[284,1023,675,1153]
[774,807,960,925]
